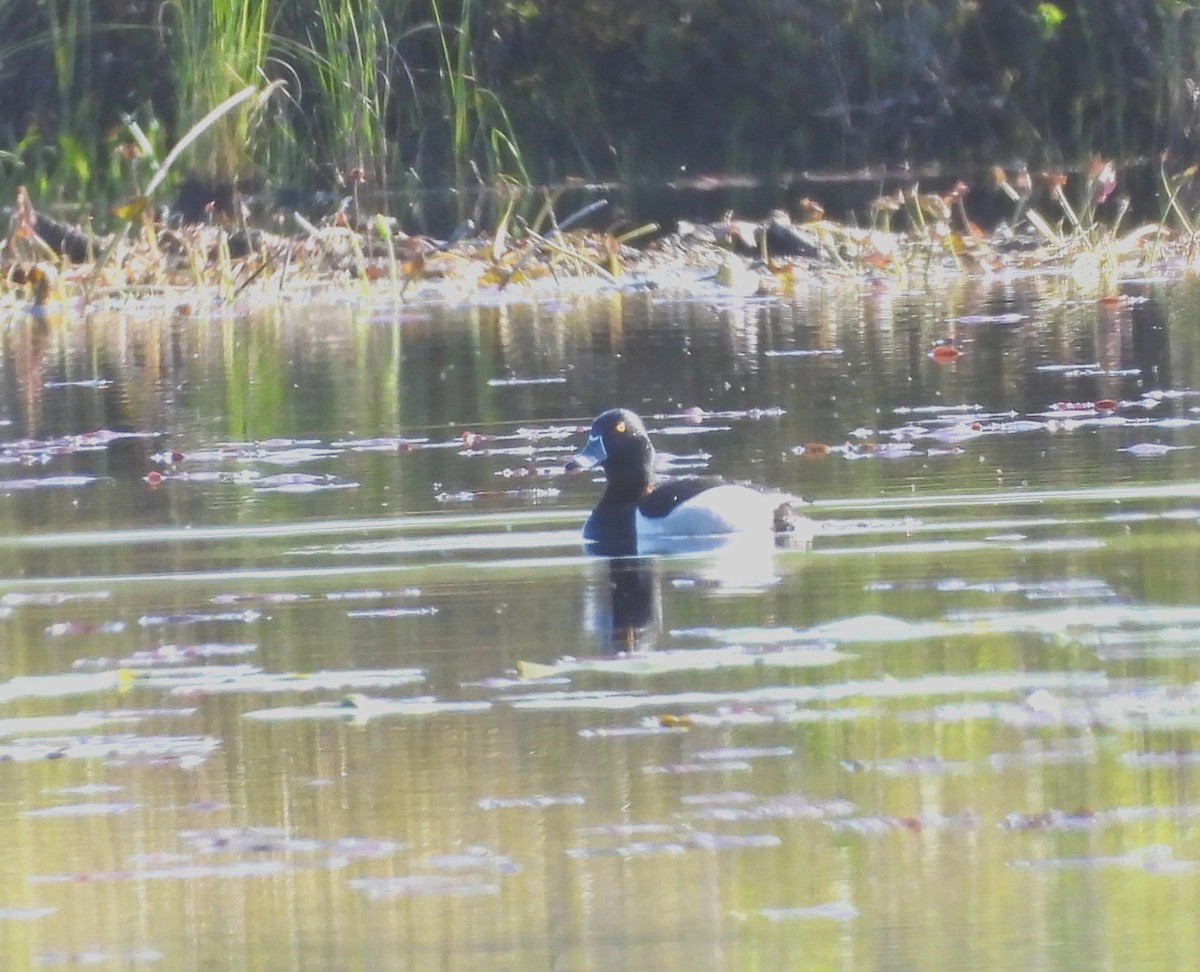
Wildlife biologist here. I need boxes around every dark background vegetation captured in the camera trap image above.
[2,0,1199,206]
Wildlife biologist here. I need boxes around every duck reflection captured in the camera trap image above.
[4,314,52,436]
[584,556,661,653]
[583,531,809,654]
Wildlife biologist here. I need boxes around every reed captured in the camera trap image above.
[430,0,473,189]
[0,0,101,200]
[46,0,95,197]
[89,84,274,292]
[168,0,275,182]
[429,0,528,189]
[301,0,401,183]
[11,0,1200,212]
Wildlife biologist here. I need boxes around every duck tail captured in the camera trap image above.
[773,501,800,533]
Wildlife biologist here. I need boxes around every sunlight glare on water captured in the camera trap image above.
[3,274,1200,969]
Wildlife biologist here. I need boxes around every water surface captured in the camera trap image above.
[3,273,1200,969]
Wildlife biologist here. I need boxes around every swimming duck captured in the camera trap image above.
[566,408,801,555]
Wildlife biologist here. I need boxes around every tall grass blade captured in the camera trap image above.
[153,84,283,198]
[89,83,280,293]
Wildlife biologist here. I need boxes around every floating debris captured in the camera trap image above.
[509,671,1110,712]
[0,669,128,702]
[576,822,677,837]
[436,486,562,502]
[753,903,860,922]
[674,605,1200,647]
[23,801,141,818]
[955,312,1026,325]
[2,590,111,607]
[1001,809,1099,831]
[1120,443,1193,457]
[1121,751,1200,768]
[568,828,781,859]
[44,783,125,796]
[73,643,258,669]
[679,791,757,807]
[686,832,782,851]
[252,474,359,493]
[929,342,965,362]
[34,948,164,965]
[683,794,856,823]
[43,378,114,389]
[0,712,137,737]
[179,826,399,859]
[1061,367,1142,378]
[350,875,500,899]
[576,723,688,738]
[516,644,850,679]
[693,745,794,761]
[138,610,261,627]
[477,794,586,810]
[826,812,979,834]
[0,475,97,490]
[423,847,519,873]
[32,861,297,883]
[893,403,987,415]
[165,668,425,697]
[1008,845,1188,872]
[332,435,429,451]
[0,734,219,764]
[486,376,568,386]
[345,606,439,619]
[243,694,488,722]
[0,906,56,921]
[566,841,687,860]
[325,587,422,601]
[211,592,309,605]
[44,620,126,638]
[643,760,753,775]
[763,348,844,357]
[842,755,972,777]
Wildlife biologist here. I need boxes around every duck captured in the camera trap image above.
[566,408,802,555]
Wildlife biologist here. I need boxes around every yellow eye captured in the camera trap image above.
[614,421,626,433]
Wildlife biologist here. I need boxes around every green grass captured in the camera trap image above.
[169,0,275,183]
[430,0,528,190]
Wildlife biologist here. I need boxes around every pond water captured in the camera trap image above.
[3,271,1200,970]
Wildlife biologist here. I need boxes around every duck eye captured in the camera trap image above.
[614,421,626,434]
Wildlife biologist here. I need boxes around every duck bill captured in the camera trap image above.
[565,433,607,472]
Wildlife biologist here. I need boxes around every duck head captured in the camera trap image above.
[566,408,655,499]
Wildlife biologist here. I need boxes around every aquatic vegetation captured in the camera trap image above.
[299,0,398,184]
[0,733,220,764]
[429,0,529,189]
[10,155,1200,315]
[786,390,1200,470]
[3,0,1200,227]
[163,0,277,183]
